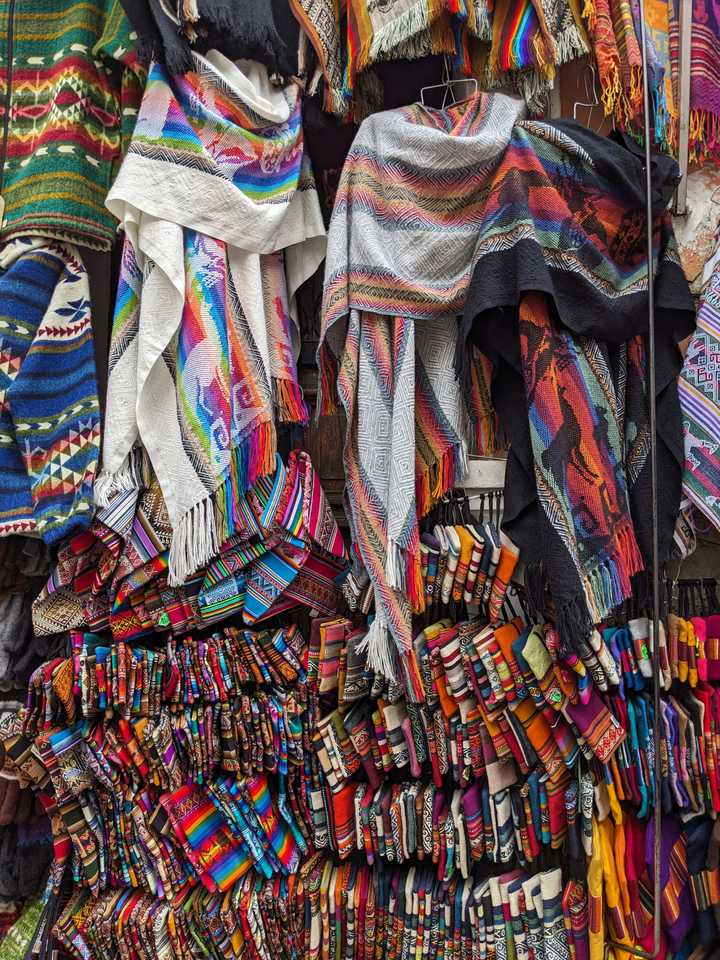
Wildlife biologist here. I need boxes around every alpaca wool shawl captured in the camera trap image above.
[100,52,326,587]
[463,121,695,649]
[319,92,527,693]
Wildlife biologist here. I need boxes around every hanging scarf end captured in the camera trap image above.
[94,447,146,508]
[357,613,397,682]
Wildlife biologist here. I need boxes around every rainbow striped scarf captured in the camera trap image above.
[489,0,587,111]
[99,53,326,587]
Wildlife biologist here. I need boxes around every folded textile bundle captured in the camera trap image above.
[309,774,595,871]
[308,614,627,857]
[25,626,308,727]
[53,856,585,960]
[309,607,720,854]
[33,451,347,641]
[16,623,318,898]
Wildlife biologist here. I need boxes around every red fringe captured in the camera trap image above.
[416,442,466,520]
[318,346,339,417]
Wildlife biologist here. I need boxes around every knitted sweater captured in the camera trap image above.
[0,0,144,251]
[0,238,101,545]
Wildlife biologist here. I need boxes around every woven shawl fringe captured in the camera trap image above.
[317,344,340,419]
[654,83,672,151]
[168,420,276,586]
[581,0,622,115]
[417,437,468,519]
[400,646,425,702]
[356,612,425,700]
[469,0,493,41]
[182,0,200,22]
[273,377,309,425]
[380,31,436,64]
[516,67,554,113]
[690,109,720,162]
[94,447,148,507]
[396,435,469,613]
[470,410,505,456]
[367,4,430,65]
[524,560,548,623]
[356,612,398,680]
[326,86,349,117]
[556,593,596,656]
[555,19,589,64]
[580,522,645,625]
[530,31,556,76]
[469,351,504,456]
[486,61,552,113]
[386,540,425,614]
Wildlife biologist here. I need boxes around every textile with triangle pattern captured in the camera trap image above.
[0,238,100,546]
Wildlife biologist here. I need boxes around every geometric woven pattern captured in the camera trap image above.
[680,262,720,531]
[0,238,100,544]
[1,0,143,250]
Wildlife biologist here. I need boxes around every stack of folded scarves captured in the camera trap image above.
[0,454,353,958]
[32,450,347,643]
[309,615,626,856]
[16,624,320,899]
[53,855,586,960]
[308,606,720,922]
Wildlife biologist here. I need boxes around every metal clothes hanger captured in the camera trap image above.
[572,62,606,133]
[419,54,478,109]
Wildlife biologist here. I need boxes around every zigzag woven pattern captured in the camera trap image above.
[0,238,100,545]
[0,0,143,250]
[320,93,526,687]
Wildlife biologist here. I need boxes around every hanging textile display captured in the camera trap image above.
[97,54,326,586]
[669,0,720,162]
[319,91,524,690]
[33,451,346,641]
[0,240,101,545]
[290,0,588,117]
[488,0,589,110]
[2,0,720,955]
[461,119,695,648]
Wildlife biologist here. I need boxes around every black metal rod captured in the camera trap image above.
[604,0,663,957]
